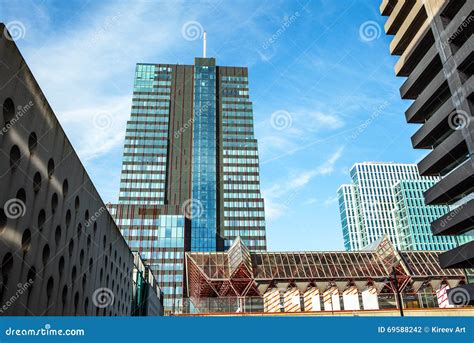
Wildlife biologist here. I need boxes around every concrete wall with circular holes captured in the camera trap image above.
[0,24,135,316]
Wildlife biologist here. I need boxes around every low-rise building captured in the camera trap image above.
[183,237,470,314]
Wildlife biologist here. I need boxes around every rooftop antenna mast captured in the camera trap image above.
[203,31,207,58]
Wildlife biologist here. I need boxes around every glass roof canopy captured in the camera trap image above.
[185,236,467,299]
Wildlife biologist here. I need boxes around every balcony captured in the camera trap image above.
[411,97,455,149]
[423,157,474,205]
[453,34,474,75]
[384,0,416,35]
[380,0,397,16]
[389,1,427,56]
[405,70,450,123]
[399,43,441,99]
[444,1,474,51]
[439,240,474,269]
[394,20,433,77]
[431,199,474,236]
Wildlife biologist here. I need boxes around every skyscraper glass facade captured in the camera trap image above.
[119,64,172,205]
[108,204,185,312]
[220,74,266,251]
[110,57,267,313]
[338,162,446,251]
[191,61,217,252]
[338,184,361,251]
[393,180,470,251]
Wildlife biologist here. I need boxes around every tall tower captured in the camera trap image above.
[110,49,267,311]
[380,0,474,304]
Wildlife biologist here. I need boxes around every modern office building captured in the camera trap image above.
[108,203,185,312]
[110,54,267,312]
[393,179,463,251]
[183,236,469,314]
[380,0,474,303]
[337,162,462,251]
[338,184,362,251]
[132,252,164,316]
[0,24,161,316]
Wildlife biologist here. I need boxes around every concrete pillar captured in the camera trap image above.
[303,287,320,312]
[436,283,454,309]
[283,287,301,312]
[323,287,340,311]
[362,286,379,310]
[263,288,280,312]
[342,286,360,310]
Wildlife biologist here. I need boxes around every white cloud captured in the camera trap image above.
[324,195,338,206]
[316,146,344,175]
[19,1,203,162]
[304,198,318,205]
[59,96,131,161]
[262,147,344,220]
[263,197,288,220]
[307,111,344,131]
[255,107,345,163]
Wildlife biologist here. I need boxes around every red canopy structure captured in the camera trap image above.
[185,237,468,313]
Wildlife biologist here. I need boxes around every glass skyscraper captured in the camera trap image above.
[393,179,469,251]
[109,57,267,313]
[337,162,466,251]
[191,59,217,252]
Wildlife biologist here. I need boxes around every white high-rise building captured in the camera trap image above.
[338,162,436,250]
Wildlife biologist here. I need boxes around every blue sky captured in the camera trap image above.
[3,0,425,251]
